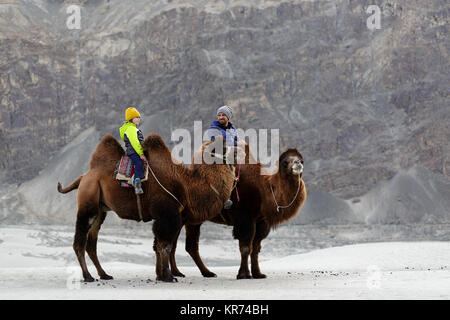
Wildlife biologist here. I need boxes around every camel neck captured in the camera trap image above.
[269,171,302,200]
[273,169,300,185]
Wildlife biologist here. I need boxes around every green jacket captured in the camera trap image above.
[119,121,144,156]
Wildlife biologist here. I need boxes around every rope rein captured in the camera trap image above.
[147,162,184,211]
[232,163,241,202]
[270,178,301,213]
[143,148,240,220]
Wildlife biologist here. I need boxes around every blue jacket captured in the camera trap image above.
[208,120,238,146]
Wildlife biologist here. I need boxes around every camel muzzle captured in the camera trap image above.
[292,163,303,175]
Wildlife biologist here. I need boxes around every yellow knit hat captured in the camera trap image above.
[125,107,141,121]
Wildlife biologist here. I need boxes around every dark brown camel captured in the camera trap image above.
[57,133,236,282]
[170,145,306,279]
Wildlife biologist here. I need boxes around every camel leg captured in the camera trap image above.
[73,205,96,282]
[237,240,253,279]
[251,221,270,279]
[86,211,113,280]
[153,238,163,280]
[155,240,175,282]
[152,202,182,282]
[169,224,185,277]
[185,223,217,278]
[233,214,255,279]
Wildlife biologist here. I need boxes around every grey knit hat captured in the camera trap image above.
[216,105,232,120]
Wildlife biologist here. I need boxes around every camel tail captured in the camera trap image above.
[57,175,83,194]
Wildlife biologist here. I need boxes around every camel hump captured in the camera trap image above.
[89,134,125,169]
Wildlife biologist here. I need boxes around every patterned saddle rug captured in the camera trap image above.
[114,155,149,187]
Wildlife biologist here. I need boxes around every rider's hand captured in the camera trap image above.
[140,154,147,162]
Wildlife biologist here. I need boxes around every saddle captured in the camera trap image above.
[114,155,149,187]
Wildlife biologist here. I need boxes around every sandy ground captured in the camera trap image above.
[0,226,449,300]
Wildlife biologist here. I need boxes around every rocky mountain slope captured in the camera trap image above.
[0,114,449,225]
[0,0,448,224]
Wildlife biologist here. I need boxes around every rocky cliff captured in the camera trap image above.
[0,0,449,206]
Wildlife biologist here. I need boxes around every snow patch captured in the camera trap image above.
[0,226,449,300]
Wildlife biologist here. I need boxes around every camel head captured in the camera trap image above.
[279,148,304,177]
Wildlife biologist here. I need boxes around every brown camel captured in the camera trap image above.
[170,144,306,279]
[57,133,237,282]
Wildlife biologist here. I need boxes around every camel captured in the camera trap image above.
[170,144,306,279]
[57,133,237,282]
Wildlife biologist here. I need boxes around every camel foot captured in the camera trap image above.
[83,274,95,282]
[157,275,178,283]
[100,274,114,280]
[201,271,217,278]
[157,270,178,282]
[236,273,252,280]
[172,270,185,278]
[252,273,267,279]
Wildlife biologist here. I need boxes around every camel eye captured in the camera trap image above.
[281,160,288,168]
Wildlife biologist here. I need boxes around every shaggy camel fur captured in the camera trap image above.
[170,145,306,279]
[57,133,236,282]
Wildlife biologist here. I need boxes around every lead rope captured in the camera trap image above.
[147,161,185,212]
[269,179,301,213]
[232,163,241,202]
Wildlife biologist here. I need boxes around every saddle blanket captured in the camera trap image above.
[114,155,149,186]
